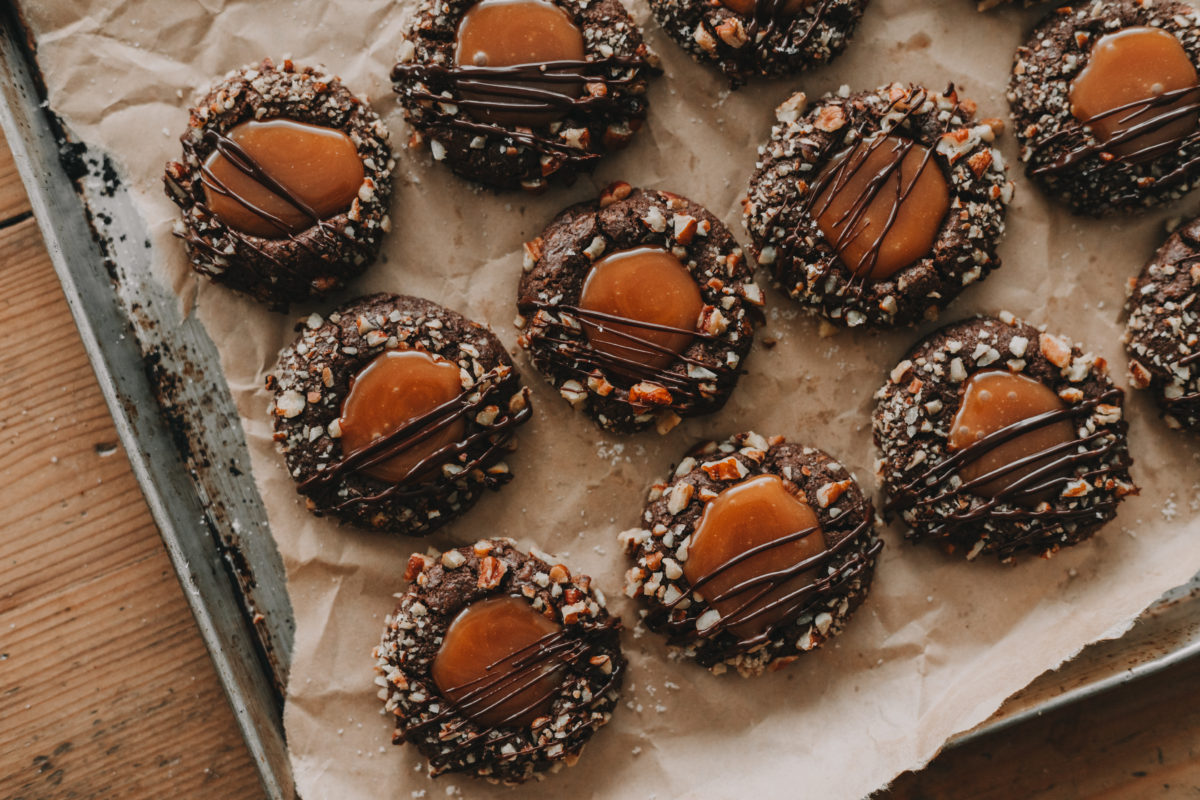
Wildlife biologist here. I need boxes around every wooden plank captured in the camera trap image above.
[0,126,32,223]
[0,130,263,798]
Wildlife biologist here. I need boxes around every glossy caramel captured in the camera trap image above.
[454,0,586,127]
[813,134,949,281]
[1070,26,1198,160]
[431,595,563,728]
[948,370,1076,499]
[578,246,704,374]
[201,119,363,238]
[683,474,826,641]
[338,350,465,484]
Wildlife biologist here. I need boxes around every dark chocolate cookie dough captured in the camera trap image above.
[517,184,762,434]
[648,0,868,86]
[374,539,624,783]
[1125,217,1200,432]
[164,58,393,307]
[391,0,659,191]
[1008,0,1200,215]
[269,293,531,536]
[744,83,1013,328]
[620,432,880,675]
[875,314,1137,562]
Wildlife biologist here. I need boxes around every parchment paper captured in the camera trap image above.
[22,0,1200,796]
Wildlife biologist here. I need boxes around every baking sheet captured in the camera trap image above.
[19,0,1200,797]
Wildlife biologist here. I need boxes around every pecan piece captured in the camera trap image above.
[477,555,507,589]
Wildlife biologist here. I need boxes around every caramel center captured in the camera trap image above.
[578,246,704,376]
[683,474,826,642]
[1070,26,1199,161]
[719,0,814,19]
[454,0,586,127]
[338,350,466,484]
[948,370,1076,500]
[201,119,364,239]
[812,134,950,282]
[432,595,563,729]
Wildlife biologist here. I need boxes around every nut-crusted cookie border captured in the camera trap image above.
[269,293,532,537]
[744,83,1013,328]
[648,0,868,86]
[391,0,659,191]
[619,432,880,675]
[874,313,1138,562]
[1125,217,1200,432]
[1007,0,1200,216]
[163,58,394,307]
[517,185,763,434]
[374,539,625,783]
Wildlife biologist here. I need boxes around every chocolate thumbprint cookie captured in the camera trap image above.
[375,539,624,782]
[392,0,659,190]
[874,314,1137,561]
[744,83,1013,328]
[164,58,393,307]
[621,432,880,675]
[518,185,762,434]
[269,294,532,536]
[1125,217,1200,432]
[649,0,869,86]
[1009,0,1200,214]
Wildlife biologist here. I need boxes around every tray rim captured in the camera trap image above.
[951,578,1200,747]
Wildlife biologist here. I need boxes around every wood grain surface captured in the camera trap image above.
[0,128,262,800]
[0,125,1198,800]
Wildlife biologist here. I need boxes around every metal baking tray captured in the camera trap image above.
[1,4,1196,796]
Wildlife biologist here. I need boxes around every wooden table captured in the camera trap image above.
[1,129,1198,800]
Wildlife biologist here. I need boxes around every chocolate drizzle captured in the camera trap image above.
[1131,253,1200,417]
[519,297,737,409]
[1031,84,1200,177]
[392,55,657,161]
[406,615,623,767]
[1163,351,1200,411]
[1163,348,1199,410]
[735,0,835,65]
[299,367,530,509]
[1165,390,1200,409]
[886,388,1130,547]
[198,128,331,236]
[175,126,350,282]
[647,501,879,655]
[809,134,939,285]
[777,86,950,292]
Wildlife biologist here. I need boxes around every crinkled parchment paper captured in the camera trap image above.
[22,0,1200,796]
